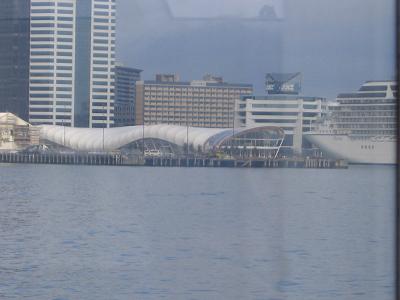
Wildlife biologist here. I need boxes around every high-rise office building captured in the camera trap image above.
[28,0,116,128]
[0,0,31,121]
[114,65,142,127]
[79,0,115,128]
[135,74,253,128]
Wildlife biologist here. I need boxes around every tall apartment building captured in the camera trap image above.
[135,74,253,128]
[114,65,142,127]
[237,73,326,154]
[28,0,116,128]
[0,0,31,121]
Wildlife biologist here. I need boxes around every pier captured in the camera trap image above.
[143,157,347,169]
[0,152,127,166]
[0,151,347,169]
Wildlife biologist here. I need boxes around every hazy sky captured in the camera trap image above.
[116,0,395,99]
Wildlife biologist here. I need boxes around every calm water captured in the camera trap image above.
[0,164,396,300]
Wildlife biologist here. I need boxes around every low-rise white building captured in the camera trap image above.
[236,95,327,154]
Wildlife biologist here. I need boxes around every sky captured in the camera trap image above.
[116,0,396,99]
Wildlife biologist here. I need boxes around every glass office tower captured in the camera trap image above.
[114,65,142,127]
[0,0,31,121]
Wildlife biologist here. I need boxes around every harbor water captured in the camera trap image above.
[0,164,395,299]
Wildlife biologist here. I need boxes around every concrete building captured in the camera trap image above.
[28,0,116,128]
[0,0,31,121]
[237,73,326,154]
[135,74,253,128]
[114,66,142,127]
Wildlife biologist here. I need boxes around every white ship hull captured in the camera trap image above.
[304,133,397,165]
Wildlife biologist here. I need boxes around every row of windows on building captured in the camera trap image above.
[30,59,114,65]
[333,111,396,116]
[29,79,113,84]
[30,27,116,34]
[144,93,247,98]
[31,12,116,19]
[251,104,319,109]
[29,101,114,106]
[144,87,250,92]
[144,100,234,105]
[24,88,116,94]
[332,105,396,111]
[360,145,375,150]
[335,123,396,129]
[335,117,396,123]
[251,112,319,117]
[338,99,396,104]
[145,115,232,119]
[144,111,235,116]
[144,103,233,107]
[352,130,396,135]
[146,121,231,126]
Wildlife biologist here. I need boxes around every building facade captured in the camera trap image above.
[236,73,326,154]
[0,112,40,151]
[236,95,326,154]
[28,0,116,128]
[114,66,142,127]
[0,0,31,121]
[135,74,253,128]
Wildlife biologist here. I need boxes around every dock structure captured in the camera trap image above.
[0,116,348,169]
[0,152,127,166]
[0,151,347,169]
[143,157,348,169]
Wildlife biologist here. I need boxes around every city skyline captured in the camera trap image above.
[1,0,395,125]
[0,2,397,300]
[116,0,395,99]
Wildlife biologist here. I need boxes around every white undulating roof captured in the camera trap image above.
[39,124,235,152]
[39,124,284,152]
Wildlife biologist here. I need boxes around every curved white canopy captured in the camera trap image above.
[39,124,284,152]
[40,125,227,152]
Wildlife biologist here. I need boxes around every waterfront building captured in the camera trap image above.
[237,73,326,154]
[135,74,253,128]
[28,0,116,128]
[0,112,40,151]
[0,111,285,158]
[40,123,284,158]
[114,65,142,127]
[236,95,326,154]
[0,0,31,121]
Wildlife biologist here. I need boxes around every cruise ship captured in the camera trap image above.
[304,81,397,164]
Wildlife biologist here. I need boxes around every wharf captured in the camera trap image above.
[0,151,128,166]
[143,157,348,169]
[0,151,348,169]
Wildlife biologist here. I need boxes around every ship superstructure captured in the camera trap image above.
[305,81,397,164]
